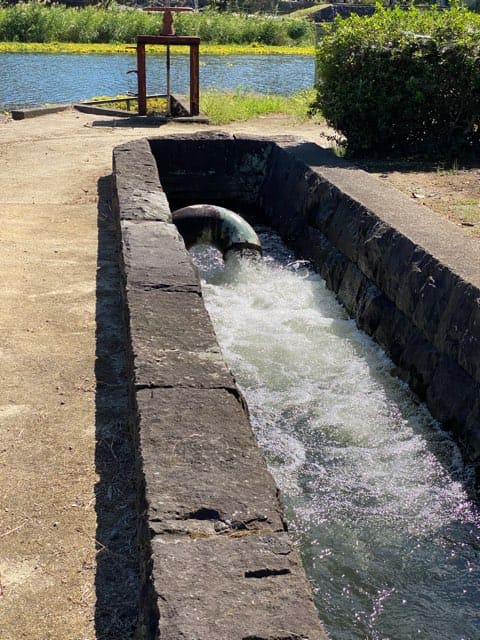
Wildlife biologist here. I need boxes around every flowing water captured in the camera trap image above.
[191,230,480,640]
[0,52,314,111]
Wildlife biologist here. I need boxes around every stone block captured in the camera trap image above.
[150,532,328,640]
[136,387,286,533]
[120,220,200,292]
[126,287,221,354]
[426,356,478,429]
[113,139,171,222]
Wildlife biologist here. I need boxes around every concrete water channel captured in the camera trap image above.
[113,132,480,639]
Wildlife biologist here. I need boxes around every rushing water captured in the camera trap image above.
[191,231,480,640]
[0,52,314,111]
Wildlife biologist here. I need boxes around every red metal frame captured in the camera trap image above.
[136,35,200,117]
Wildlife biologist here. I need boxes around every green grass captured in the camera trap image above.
[89,94,168,114]
[83,88,322,125]
[199,88,321,124]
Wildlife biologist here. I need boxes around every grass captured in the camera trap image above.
[437,197,480,232]
[287,4,329,19]
[199,88,321,124]
[0,40,315,56]
[89,94,168,114]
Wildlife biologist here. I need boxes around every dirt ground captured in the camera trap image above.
[0,108,478,640]
[357,156,480,237]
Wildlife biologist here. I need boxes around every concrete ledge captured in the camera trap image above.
[10,103,71,120]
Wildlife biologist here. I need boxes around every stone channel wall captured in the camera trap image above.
[112,132,480,638]
[112,136,328,640]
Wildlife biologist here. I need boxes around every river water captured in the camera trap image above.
[0,52,314,111]
[191,231,480,640]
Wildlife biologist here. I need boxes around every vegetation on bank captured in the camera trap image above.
[85,88,320,124]
[200,87,319,123]
[312,5,480,158]
[0,40,314,54]
[0,2,314,45]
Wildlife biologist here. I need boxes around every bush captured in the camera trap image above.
[312,5,480,158]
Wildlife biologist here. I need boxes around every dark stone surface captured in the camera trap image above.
[149,132,273,215]
[126,287,220,352]
[125,287,236,389]
[150,532,328,640]
[120,220,200,292]
[136,387,285,534]
[113,139,171,222]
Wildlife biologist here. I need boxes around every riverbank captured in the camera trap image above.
[0,41,314,55]
[0,4,314,48]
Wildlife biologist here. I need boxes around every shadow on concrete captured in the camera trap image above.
[91,117,168,128]
[94,175,140,639]
[357,157,480,174]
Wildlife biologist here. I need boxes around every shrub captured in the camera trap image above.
[312,5,480,158]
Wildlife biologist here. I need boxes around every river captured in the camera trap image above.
[0,52,314,111]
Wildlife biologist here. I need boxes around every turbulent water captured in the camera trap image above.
[191,230,480,640]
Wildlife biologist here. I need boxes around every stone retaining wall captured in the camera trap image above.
[112,132,480,637]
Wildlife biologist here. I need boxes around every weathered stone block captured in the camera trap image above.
[126,287,221,354]
[337,261,368,316]
[136,387,286,533]
[120,220,200,292]
[113,139,171,222]
[426,356,479,434]
[150,532,328,640]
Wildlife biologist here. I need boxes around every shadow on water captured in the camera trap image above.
[94,175,140,639]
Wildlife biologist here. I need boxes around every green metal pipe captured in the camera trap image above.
[172,204,262,258]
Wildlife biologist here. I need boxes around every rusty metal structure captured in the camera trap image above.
[136,5,200,117]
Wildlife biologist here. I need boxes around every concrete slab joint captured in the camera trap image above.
[113,132,479,639]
